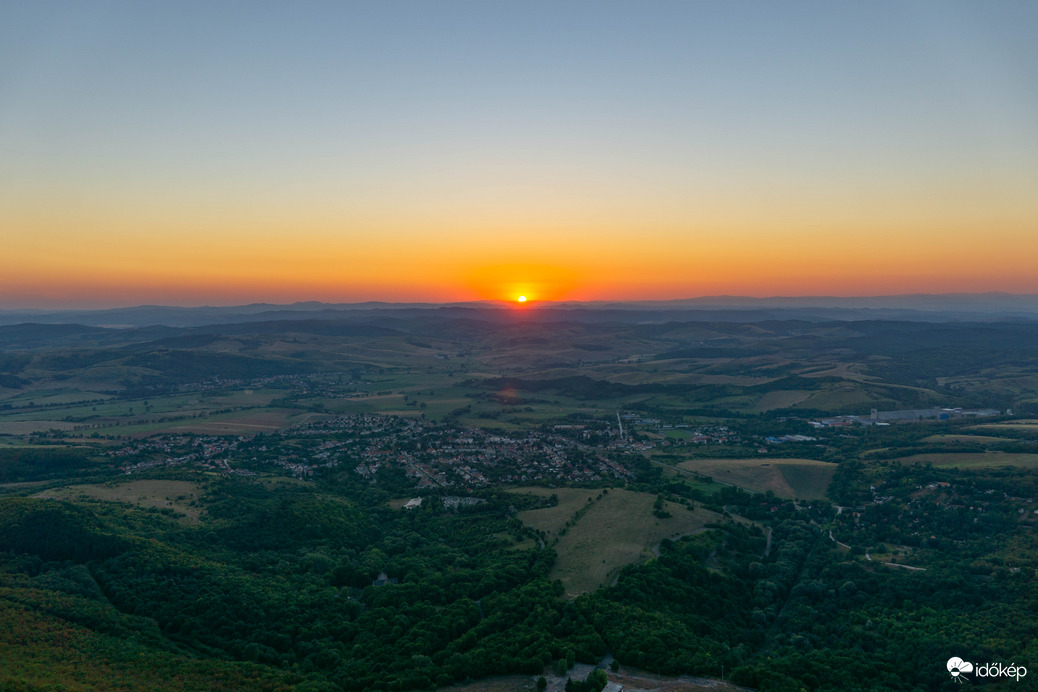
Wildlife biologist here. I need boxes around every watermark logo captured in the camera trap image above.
[947,656,1027,683]
[947,658,974,682]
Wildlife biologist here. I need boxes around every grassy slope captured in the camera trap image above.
[36,479,204,524]
[515,487,727,596]
[676,458,836,499]
[897,452,1038,468]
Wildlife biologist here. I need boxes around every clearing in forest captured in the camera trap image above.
[36,479,203,523]
[514,487,725,597]
[676,458,836,499]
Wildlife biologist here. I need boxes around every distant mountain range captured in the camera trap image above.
[2,293,1037,328]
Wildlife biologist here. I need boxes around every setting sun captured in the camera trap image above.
[517,296,527,303]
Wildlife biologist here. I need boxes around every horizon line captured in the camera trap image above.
[3,291,1038,314]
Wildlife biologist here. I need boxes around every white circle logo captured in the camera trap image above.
[948,657,974,679]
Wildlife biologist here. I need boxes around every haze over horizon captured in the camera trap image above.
[3,291,1038,319]
[3,1,1037,309]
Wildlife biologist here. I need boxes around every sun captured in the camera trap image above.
[517,295,527,303]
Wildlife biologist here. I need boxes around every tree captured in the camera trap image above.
[565,669,608,692]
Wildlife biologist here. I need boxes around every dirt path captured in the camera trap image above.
[828,529,852,550]
[830,529,926,571]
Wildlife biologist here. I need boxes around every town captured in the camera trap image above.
[112,413,639,487]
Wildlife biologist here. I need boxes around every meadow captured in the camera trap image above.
[35,479,204,524]
[675,458,837,499]
[920,434,1015,444]
[514,487,728,596]
[973,419,1038,431]
[897,452,1038,469]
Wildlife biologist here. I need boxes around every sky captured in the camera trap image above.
[2,1,1037,308]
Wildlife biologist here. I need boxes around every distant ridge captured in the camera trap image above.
[551,292,1038,311]
[1,293,1037,328]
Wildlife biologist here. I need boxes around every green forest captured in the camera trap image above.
[3,444,1037,691]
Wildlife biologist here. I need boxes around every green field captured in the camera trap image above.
[0,420,81,435]
[898,452,1038,469]
[0,389,114,406]
[511,487,600,538]
[794,388,881,411]
[973,420,1038,431]
[751,389,812,411]
[514,487,728,596]
[0,388,293,439]
[921,434,1015,444]
[675,458,837,499]
[83,408,304,437]
[36,479,205,523]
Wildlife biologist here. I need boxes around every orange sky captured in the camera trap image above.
[3,3,1037,308]
[3,172,1036,307]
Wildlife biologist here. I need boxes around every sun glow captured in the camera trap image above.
[517,295,527,303]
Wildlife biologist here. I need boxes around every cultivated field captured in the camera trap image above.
[675,458,836,499]
[0,420,80,434]
[96,409,301,437]
[514,487,727,597]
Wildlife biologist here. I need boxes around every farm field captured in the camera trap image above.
[91,409,303,437]
[0,388,294,441]
[0,420,81,435]
[675,458,836,499]
[515,487,727,596]
[0,390,114,406]
[897,452,1038,469]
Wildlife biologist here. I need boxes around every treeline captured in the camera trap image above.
[0,446,105,483]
